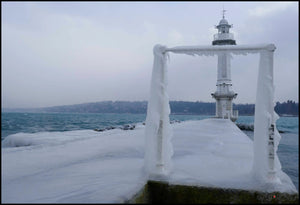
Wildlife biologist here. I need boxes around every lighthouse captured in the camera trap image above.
[211,10,238,121]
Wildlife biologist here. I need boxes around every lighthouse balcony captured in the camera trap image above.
[213,33,234,41]
[212,33,236,45]
[211,91,237,99]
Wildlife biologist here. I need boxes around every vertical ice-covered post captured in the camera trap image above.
[253,44,280,183]
[144,44,173,178]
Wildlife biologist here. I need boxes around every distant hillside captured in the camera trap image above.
[42,101,148,114]
[274,100,299,116]
[4,100,297,116]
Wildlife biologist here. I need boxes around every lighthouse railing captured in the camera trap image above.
[213,33,234,41]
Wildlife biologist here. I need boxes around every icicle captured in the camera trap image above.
[273,110,282,175]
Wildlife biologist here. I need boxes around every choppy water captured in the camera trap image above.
[236,116,299,191]
[1,112,298,190]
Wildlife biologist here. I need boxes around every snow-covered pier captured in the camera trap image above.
[2,118,298,203]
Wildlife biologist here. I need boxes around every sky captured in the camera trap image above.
[1,1,298,108]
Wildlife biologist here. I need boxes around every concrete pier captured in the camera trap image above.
[129,180,299,203]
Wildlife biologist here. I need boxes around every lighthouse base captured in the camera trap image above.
[211,93,238,122]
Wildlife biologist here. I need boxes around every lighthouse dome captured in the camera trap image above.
[219,18,229,25]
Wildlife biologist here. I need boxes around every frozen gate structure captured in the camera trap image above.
[144,43,282,186]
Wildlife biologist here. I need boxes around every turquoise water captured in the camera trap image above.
[1,112,211,139]
[236,116,299,191]
[1,112,298,190]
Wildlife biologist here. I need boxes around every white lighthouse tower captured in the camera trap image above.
[211,10,238,121]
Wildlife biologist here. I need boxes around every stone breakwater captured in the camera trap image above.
[94,120,182,132]
[94,121,284,133]
[236,123,254,131]
[236,123,285,133]
[94,124,136,132]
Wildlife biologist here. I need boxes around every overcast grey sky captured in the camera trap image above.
[2,1,298,108]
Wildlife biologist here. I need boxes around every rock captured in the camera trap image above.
[170,120,181,124]
[121,124,136,130]
[94,128,105,132]
[94,126,117,132]
[236,123,254,131]
[236,123,285,133]
[106,126,116,130]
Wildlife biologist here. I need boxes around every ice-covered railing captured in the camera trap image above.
[145,43,282,186]
[145,45,173,179]
[164,44,276,55]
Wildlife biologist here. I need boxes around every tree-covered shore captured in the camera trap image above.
[3,100,298,116]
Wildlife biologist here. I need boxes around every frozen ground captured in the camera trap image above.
[2,119,297,203]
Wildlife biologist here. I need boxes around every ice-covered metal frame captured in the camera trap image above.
[145,43,281,184]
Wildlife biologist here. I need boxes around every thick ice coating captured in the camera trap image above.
[144,44,173,177]
[252,49,282,184]
[145,43,283,185]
